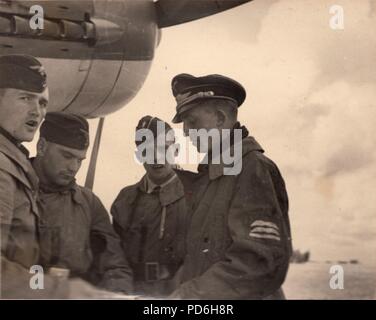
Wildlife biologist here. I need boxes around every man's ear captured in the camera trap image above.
[37,138,47,156]
[174,143,180,158]
[215,109,227,127]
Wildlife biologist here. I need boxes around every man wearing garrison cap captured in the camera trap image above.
[32,112,133,294]
[111,115,194,297]
[169,74,293,300]
[0,54,57,298]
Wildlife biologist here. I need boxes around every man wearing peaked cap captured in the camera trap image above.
[32,112,133,294]
[171,73,246,124]
[169,73,292,300]
[0,54,58,298]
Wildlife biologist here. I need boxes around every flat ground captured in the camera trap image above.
[283,262,376,299]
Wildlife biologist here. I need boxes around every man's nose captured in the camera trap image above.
[29,101,43,117]
[68,159,80,173]
[154,150,165,164]
[183,123,189,137]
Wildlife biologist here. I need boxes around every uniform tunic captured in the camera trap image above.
[37,182,133,293]
[0,131,67,298]
[111,172,191,297]
[0,133,39,268]
[173,136,293,299]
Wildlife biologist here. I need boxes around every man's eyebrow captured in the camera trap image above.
[61,150,74,157]
[17,91,48,102]
[17,91,37,97]
[61,150,86,160]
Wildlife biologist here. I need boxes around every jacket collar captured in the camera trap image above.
[0,127,30,157]
[71,184,85,204]
[0,133,38,190]
[38,180,85,205]
[198,136,264,180]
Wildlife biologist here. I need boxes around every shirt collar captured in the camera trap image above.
[144,173,177,194]
[140,173,185,206]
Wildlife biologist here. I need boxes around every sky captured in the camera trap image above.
[26,0,376,264]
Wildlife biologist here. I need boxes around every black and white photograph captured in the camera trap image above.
[0,0,375,304]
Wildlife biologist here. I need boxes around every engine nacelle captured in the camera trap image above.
[0,0,159,118]
[0,0,252,118]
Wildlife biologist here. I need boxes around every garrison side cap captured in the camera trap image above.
[135,115,174,146]
[0,54,47,93]
[40,112,90,150]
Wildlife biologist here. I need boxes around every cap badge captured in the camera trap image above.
[30,64,46,78]
[176,91,192,103]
